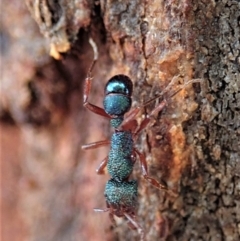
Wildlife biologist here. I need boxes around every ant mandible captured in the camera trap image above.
[82,38,200,240]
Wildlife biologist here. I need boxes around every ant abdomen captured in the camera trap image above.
[104,179,138,213]
[103,75,133,117]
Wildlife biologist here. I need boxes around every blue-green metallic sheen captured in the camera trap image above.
[107,131,134,180]
[110,131,133,153]
[110,117,124,128]
[103,94,131,116]
[105,75,133,95]
[104,179,138,208]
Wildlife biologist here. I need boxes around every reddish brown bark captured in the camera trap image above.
[1,1,239,241]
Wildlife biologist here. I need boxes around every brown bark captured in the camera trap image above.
[1,1,239,241]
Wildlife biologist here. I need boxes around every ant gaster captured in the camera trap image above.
[82,39,201,240]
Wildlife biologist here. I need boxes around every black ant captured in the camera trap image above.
[82,39,200,240]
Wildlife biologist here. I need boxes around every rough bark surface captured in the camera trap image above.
[1,1,239,241]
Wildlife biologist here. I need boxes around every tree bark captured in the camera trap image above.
[1,1,239,241]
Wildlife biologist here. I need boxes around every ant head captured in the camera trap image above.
[103,75,133,118]
[104,75,133,96]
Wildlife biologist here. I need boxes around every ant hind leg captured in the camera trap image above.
[124,213,145,241]
[134,148,177,197]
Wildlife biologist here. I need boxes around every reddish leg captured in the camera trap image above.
[133,99,167,138]
[83,76,111,118]
[96,156,108,174]
[120,78,201,134]
[119,107,141,131]
[94,203,116,225]
[134,148,177,196]
[120,119,139,133]
[134,148,168,191]
[120,99,166,134]
[94,207,110,212]
[83,38,110,118]
[82,140,109,174]
[124,213,145,241]
[82,139,110,150]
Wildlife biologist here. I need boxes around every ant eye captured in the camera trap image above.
[105,75,133,96]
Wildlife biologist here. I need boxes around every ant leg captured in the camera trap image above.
[135,148,177,196]
[94,207,110,212]
[82,140,109,174]
[83,38,111,118]
[118,108,140,131]
[94,204,117,226]
[82,139,110,150]
[124,107,141,122]
[134,148,169,191]
[120,99,165,133]
[121,77,201,132]
[119,76,176,131]
[133,99,167,138]
[83,76,111,118]
[96,156,108,174]
[124,213,145,241]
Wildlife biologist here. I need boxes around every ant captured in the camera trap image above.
[82,38,201,240]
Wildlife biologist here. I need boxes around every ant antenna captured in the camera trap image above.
[168,78,202,99]
[87,38,99,77]
[143,77,202,107]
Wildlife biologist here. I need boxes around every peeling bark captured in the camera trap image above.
[1,1,239,241]
[25,0,93,59]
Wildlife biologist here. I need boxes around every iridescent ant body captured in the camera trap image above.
[82,39,200,240]
[82,71,171,240]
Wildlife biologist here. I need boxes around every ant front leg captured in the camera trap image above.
[120,99,167,134]
[83,38,111,119]
[83,75,111,118]
[134,99,167,137]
